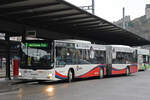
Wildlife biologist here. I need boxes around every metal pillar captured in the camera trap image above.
[123,7,125,29]
[92,0,95,15]
[5,33,11,80]
[22,30,26,42]
[80,0,95,15]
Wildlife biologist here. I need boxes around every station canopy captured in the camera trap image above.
[0,0,150,46]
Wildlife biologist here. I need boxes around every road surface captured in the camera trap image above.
[0,70,150,100]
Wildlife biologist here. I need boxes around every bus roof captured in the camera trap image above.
[137,48,150,55]
[91,44,106,51]
[55,39,91,44]
[110,45,134,53]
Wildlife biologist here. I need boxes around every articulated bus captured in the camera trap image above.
[19,40,138,81]
[136,48,150,71]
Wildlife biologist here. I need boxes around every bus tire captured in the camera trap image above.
[68,69,74,82]
[100,68,104,79]
[126,67,130,76]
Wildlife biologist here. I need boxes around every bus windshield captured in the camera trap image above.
[20,41,53,69]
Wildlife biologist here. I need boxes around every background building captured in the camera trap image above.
[145,4,150,19]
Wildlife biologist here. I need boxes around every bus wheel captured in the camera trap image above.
[100,68,104,79]
[126,67,130,76]
[68,70,73,82]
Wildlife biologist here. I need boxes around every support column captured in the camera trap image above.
[22,30,26,42]
[5,33,11,80]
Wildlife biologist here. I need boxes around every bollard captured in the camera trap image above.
[13,59,19,79]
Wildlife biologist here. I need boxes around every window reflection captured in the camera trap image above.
[56,46,106,66]
[21,43,52,68]
[112,52,135,64]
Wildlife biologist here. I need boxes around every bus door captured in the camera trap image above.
[106,46,112,76]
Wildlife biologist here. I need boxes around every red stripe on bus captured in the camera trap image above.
[55,71,68,78]
[79,67,100,78]
[129,65,138,73]
[112,68,126,75]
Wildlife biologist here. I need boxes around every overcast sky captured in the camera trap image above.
[66,0,150,22]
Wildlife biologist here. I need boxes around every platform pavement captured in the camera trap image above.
[0,68,13,78]
[0,78,20,93]
[0,68,5,78]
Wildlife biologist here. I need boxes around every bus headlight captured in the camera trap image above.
[19,72,22,76]
[48,73,53,77]
[48,73,53,79]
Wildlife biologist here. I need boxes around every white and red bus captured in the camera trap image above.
[19,40,138,81]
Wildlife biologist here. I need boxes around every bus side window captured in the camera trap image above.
[56,47,67,66]
[56,47,78,66]
[143,55,147,63]
[75,49,91,64]
[75,49,81,64]
[113,52,126,64]
[95,50,106,64]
